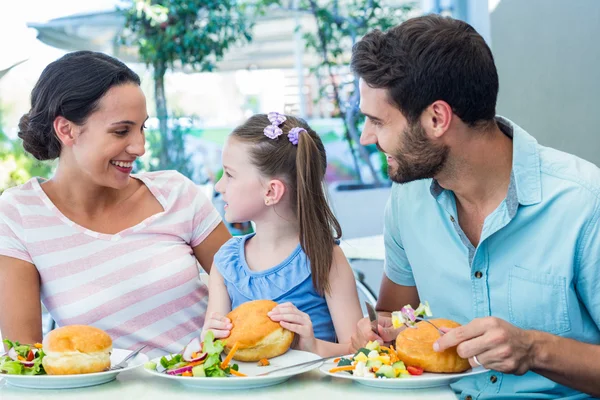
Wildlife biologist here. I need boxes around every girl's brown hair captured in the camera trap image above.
[230,114,342,295]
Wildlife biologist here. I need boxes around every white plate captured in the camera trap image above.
[320,358,488,389]
[144,349,322,390]
[0,348,149,389]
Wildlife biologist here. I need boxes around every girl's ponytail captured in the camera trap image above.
[296,132,342,295]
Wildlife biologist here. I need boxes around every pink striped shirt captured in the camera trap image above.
[0,171,221,358]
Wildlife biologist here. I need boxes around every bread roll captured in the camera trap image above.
[395,318,470,373]
[225,300,294,362]
[42,325,112,375]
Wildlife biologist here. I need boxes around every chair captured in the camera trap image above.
[328,181,391,312]
[327,181,391,240]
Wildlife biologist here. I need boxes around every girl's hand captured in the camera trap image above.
[201,311,232,340]
[268,302,317,353]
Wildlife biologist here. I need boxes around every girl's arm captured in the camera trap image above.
[0,256,43,349]
[270,246,364,357]
[201,265,233,340]
[319,245,364,356]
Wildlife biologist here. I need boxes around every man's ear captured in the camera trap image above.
[53,116,78,147]
[422,100,453,138]
[264,178,287,206]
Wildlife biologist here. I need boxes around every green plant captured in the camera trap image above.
[134,117,196,179]
[120,0,262,172]
[0,131,53,194]
[266,0,416,183]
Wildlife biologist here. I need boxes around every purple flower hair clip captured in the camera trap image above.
[264,112,287,139]
[287,127,307,145]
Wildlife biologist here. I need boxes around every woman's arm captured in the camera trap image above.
[192,222,231,274]
[201,265,233,340]
[0,256,43,349]
[319,246,364,356]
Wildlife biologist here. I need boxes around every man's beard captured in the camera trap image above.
[385,121,449,184]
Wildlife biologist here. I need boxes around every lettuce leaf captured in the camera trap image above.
[0,359,24,375]
[22,357,45,376]
[160,354,183,369]
[202,331,225,356]
[2,339,18,351]
[202,353,221,370]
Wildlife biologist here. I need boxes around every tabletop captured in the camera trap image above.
[0,368,458,400]
[339,235,385,261]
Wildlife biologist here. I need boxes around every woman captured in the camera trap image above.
[0,51,230,358]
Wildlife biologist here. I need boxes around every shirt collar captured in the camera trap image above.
[429,115,541,206]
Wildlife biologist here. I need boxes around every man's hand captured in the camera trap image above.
[350,316,403,352]
[434,317,535,375]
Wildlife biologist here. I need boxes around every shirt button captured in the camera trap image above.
[450,216,456,222]
[465,396,473,400]
[474,271,483,279]
[490,375,498,383]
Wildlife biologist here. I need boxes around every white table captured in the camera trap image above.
[340,235,385,261]
[0,368,458,399]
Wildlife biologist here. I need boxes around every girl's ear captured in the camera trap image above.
[264,178,287,206]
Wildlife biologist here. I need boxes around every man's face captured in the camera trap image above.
[358,79,449,184]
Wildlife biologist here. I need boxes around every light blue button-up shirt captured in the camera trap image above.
[384,116,600,399]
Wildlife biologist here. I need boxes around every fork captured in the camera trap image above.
[109,345,147,370]
[255,354,345,377]
[409,317,446,336]
[366,302,446,336]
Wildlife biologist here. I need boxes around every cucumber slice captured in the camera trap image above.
[375,365,395,379]
[192,365,206,377]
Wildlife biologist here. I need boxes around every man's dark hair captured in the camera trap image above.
[351,14,499,127]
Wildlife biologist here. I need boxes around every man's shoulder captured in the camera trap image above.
[538,144,600,201]
[386,180,435,223]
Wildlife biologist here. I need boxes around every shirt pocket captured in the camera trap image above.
[508,265,571,335]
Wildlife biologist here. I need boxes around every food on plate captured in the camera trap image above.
[395,318,470,373]
[225,300,294,362]
[257,358,270,367]
[391,301,432,328]
[0,340,46,375]
[330,302,470,378]
[42,325,113,375]
[147,331,246,377]
[329,341,423,378]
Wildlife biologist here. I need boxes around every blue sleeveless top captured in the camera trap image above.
[214,234,336,342]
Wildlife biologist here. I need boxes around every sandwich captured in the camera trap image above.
[224,300,294,362]
[395,318,470,373]
[42,325,112,375]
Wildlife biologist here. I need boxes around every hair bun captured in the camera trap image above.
[17,112,60,161]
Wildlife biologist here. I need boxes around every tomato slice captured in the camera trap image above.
[27,350,35,361]
[407,366,424,375]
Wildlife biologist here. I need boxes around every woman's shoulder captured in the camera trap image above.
[0,178,40,211]
[134,170,191,190]
[135,170,213,208]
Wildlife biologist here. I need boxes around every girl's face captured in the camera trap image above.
[215,137,268,223]
[68,83,148,189]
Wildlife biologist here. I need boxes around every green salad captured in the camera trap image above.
[147,331,241,377]
[0,339,46,375]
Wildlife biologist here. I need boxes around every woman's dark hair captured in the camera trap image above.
[231,114,342,295]
[351,14,499,128]
[18,51,141,160]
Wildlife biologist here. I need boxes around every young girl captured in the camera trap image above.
[202,113,363,357]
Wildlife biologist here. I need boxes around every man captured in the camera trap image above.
[350,14,600,399]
